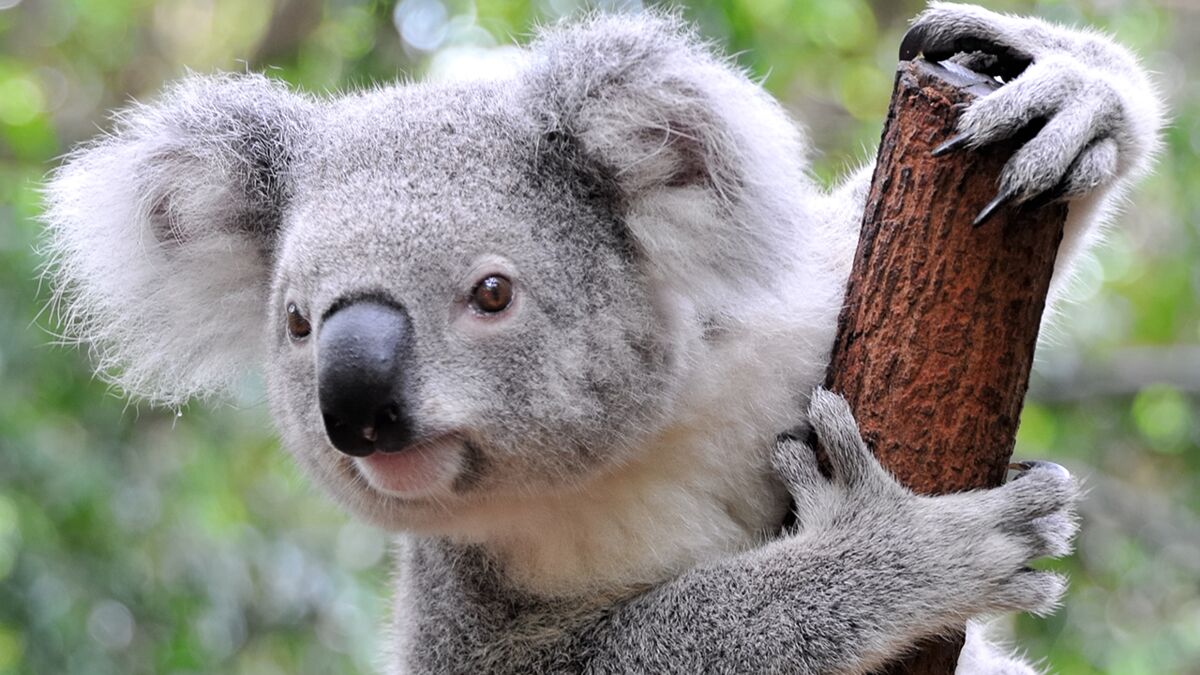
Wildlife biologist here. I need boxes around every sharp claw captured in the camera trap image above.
[973,188,1015,228]
[897,20,1034,75]
[1008,460,1071,480]
[899,23,928,62]
[932,133,971,157]
[1026,179,1069,209]
[1007,462,1031,482]
[1015,460,1071,478]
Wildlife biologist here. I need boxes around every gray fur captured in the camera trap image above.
[385,391,1078,674]
[41,4,1161,674]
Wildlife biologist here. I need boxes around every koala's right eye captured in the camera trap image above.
[286,302,312,340]
[471,275,514,314]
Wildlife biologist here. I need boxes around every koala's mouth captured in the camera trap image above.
[352,432,467,499]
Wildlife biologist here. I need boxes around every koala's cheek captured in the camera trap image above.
[412,379,478,431]
[270,397,329,472]
[265,354,344,482]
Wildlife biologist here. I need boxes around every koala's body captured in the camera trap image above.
[45,4,1162,674]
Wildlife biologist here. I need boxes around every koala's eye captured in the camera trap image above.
[286,302,312,340]
[470,275,513,314]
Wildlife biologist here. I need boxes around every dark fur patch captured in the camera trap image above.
[451,440,490,494]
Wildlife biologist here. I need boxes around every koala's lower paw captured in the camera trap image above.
[774,389,1080,620]
[772,391,907,529]
[971,459,1080,615]
[901,3,1160,225]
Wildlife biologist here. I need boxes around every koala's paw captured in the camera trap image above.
[773,389,1080,619]
[902,2,1162,224]
[772,391,906,530]
[960,458,1080,616]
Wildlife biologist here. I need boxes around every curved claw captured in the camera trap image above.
[899,23,929,62]
[1025,178,1070,210]
[897,19,1034,81]
[975,174,1069,228]
[973,188,1016,228]
[932,133,971,157]
[1008,460,1071,480]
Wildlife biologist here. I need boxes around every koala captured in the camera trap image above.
[43,3,1162,673]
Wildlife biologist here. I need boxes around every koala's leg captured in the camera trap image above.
[956,620,1042,675]
[578,390,1077,674]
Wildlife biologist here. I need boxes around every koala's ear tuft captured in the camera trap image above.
[43,73,315,405]
[524,12,776,202]
[522,13,814,289]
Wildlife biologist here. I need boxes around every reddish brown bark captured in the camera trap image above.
[824,60,1069,673]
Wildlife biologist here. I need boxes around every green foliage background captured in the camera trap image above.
[0,0,1196,673]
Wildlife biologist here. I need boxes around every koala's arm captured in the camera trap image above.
[827,3,1165,299]
[575,391,1077,674]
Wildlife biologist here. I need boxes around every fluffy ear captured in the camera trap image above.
[522,13,815,290]
[43,73,314,405]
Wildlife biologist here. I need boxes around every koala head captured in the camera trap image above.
[44,14,823,533]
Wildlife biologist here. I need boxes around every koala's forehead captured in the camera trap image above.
[275,80,624,306]
[304,82,527,189]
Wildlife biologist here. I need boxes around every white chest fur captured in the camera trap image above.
[442,294,835,596]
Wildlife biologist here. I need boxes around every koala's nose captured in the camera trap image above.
[317,300,416,457]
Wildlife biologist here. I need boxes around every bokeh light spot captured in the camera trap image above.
[86,600,135,652]
[395,0,450,53]
[0,76,45,126]
[1131,384,1192,453]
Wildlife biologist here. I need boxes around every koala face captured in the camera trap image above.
[265,82,679,529]
[44,15,824,536]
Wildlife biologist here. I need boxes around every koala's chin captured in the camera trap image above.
[327,456,463,533]
[272,421,464,533]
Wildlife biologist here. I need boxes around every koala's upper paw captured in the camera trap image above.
[774,389,1080,619]
[903,3,1162,224]
[900,6,1034,81]
[953,54,1129,223]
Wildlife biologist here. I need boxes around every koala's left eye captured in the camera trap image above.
[471,275,513,314]
[286,302,312,340]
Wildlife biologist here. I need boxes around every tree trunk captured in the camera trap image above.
[823,59,1069,673]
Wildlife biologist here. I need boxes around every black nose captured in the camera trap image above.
[317,300,415,457]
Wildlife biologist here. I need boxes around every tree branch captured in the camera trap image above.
[823,59,1069,673]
